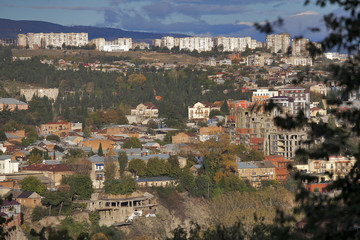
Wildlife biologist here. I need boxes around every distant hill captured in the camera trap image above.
[0,18,189,43]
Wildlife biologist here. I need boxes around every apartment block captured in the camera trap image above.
[278,86,310,118]
[292,38,309,56]
[179,37,213,52]
[20,88,59,102]
[266,33,290,54]
[90,38,132,52]
[18,32,88,49]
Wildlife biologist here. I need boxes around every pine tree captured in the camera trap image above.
[220,100,229,115]
[98,143,103,156]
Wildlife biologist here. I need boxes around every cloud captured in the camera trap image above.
[291,11,320,17]
[0,3,108,12]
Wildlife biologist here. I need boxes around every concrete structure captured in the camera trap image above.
[310,84,328,96]
[4,190,42,208]
[307,156,356,180]
[0,155,19,174]
[179,37,213,52]
[265,155,289,181]
[0,200,21,227]
[161,36,175,50]
[132,42,150,49]
[19,32,88,49]
[78,192,156,226]
[252,89,279,112]
[188,102,220,121]
[17,34,27,47]
[268,130,308,159]
[20,88,59,102]
[278,86,310,118]
[172,132,198,144]
[0,98,28,111]
[135,176,177,187]
[100,38,132,52]
[213,37,259,52]
[40,121,71,136]
[292,38,309,56]
[284,56,313,66]
[266,33,291,54]
[268,96,295,116]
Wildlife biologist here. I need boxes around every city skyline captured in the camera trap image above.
[0,0,341,41]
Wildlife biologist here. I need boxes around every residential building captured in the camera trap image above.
[40,121,71,136]
[19,32,88,49]
[310,84,328,96]
[80,139,116,152]
[213,37,257,52]
[88,155,119,188]
[0,98,28,111]
[278,86,310,118]
[20,164,73,187]
[252,89,278,112]
[266,33,291,54]
[179,37,213,52]
[292,38,309,56]
[161,36,175,50]
[0,200,21,227]
[268,130,308,159]
[130,103,159,123]
[172,132,198,144]
[284,56,313,66]
[132,42,150,49]
[268,96,295,116]
[308,156,356,180]
[253,161,276,181]
[0,155,19,174]
[188,102,220,121]
[101,38,132,52]
[265,155,289,181]
[20,88,59,102]
[4,190,42,208]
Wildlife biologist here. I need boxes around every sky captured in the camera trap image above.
[0,0,341,41]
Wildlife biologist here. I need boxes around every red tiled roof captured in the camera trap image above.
[21,164,71,172]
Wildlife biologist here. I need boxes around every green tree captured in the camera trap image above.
[118,151,128,177]
[21,176,46,195]
[70,175,94,200]
[123,137,141,148]
[46,134,60,142]
[128,158,146,177]
[146,157,167,177]
[220,100,229,115]
[97,143,104,156]
[104,159,117,181]
[209,109,224,119]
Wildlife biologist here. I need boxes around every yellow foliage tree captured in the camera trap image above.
[197,134,238,174]
[128,73,146,88]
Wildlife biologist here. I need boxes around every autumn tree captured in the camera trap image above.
[146,157,168,177]
[104,158,117,180]
[127,73,146,88]
[197,134,238,178]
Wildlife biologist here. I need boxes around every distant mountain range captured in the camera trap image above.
[0,18,189,43]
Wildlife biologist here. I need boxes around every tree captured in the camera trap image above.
[209,109,224,119]
[21,176,46,195]
[69,175,94,200]
[146,157,167,177]
[104,159,117,181]
[128,158,146,177]
[123,137,141,148]
[97,143,103,156]
[104,176,136,195]
[220,100,229,115]
[118,151,128,177]
[46,134,60,142]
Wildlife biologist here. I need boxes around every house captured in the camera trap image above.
[130,103,159,123]
[265,155,289,181]
[198,126,223,142]
[20,164,73,187]
[172,132,198,144]
[253,161,276,182]
[0,98,28,111]
[0,155,19,175]
[134,176,177,187]
[0,199,21,227]
[80,139,116,152]
[10,150,30,162]
[237,162,259,185]
[5,130,25,143]
[88,155,119,189]
[40,121,71,136]
[190,164,202,176]
[188,102,220,121]
[4,190,42,208]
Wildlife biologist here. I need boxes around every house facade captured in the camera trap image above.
[0,98,28,111]
[188,102,220,121]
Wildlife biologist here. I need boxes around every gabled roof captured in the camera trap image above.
[1,199,20,206]
[237,162,258,169]
[0,155,12,160]
[0,98,27,105]
[253,160,275,168]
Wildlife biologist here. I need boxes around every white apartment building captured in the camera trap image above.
[179,37,213,52]
[266,33,290,54]
[162,36,176,50]
[0,155,19,175]
[284,56,313,66]
[307,156,356,180]
[213,37,260,52]
[188,102,220,121]
[90,38,132,52]
[19,32,88,49]
[268,96,295,116]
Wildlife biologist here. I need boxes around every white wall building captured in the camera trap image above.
[20,32,88,49]
[266,33,291,54]
[188,102,220,121]
[0,155,19,175]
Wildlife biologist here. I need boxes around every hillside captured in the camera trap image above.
[0,18,189,43]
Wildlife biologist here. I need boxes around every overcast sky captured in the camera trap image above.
[0,0,341,41]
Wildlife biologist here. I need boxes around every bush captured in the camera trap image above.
[32,206,48,222]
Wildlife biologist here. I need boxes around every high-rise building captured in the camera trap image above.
[18,32,88,49]
[266,33,290,54]
[292,38,309,56]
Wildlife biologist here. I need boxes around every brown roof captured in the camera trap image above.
[21,164,71,172]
